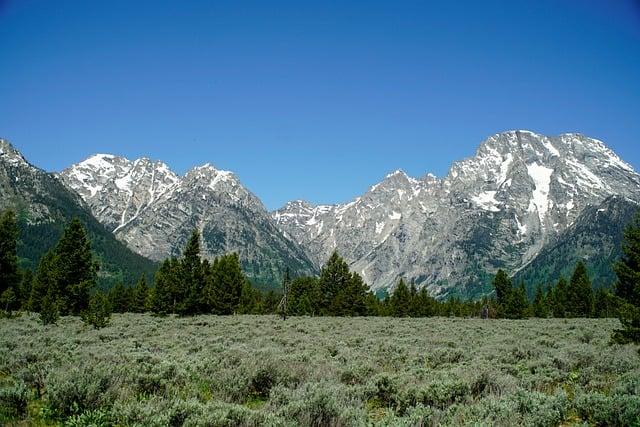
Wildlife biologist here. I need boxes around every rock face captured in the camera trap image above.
[0,139,156,285]
[514,195,640,290]
[273,131,640,297]
[60,156,316,286]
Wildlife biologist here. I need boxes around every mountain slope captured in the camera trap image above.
[274,131,640,297]
[0,139,157,287]
[514,196,640,290]
[61,156,316,288]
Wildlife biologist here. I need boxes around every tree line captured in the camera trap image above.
[1,207,639,349]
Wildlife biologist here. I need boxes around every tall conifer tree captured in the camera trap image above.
[613,213,640,346]
[0,210,20,297]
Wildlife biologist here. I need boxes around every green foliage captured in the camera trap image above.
[613,212,640,347]
[288,276,321,315]
[492,270,529,319]
[315,251,376,316]
[566,261,593,317]
[81,292,111,329]
[108,281,132,313]
[39,290,59,325]
[0,380,29,420]
[0,210,20,298]
[28,219,98,316]
[390,279,411,317]
[131,274,150,313]
[532,284,548,318]
[149,231,251,316]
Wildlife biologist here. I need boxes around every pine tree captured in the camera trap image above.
[132,274,149,313]
[29,250,58,313]
[408,282,420,317]
[54,219,99,315]
[550,277,568,318]
[177,230,205,315]
[318,251,352,315]
[612,213,640,346]
[39,289,59,325]
[593,287,617,318]
[238,281,261,314]
[203,253,245,314]
[337,272,369,316]
[82,291,111,329]
[391,278,411,317]
[0,210,20,298]
[504,282,528,319]
[492,269,512,318]
[109,282,131,313]
[532,284,548,318]
[289,276,321,315]
[151,259,177,315]
[18,269,34,309]
[566,261,593,317]
[416,287,438,317]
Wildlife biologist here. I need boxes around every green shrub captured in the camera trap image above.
[81,292,111,329]
[45,365,116,418]
[576,392,640,426]
[0,381,29,419]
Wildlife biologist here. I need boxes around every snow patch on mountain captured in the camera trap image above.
[526,163,553,223]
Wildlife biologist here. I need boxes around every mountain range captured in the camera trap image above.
[2,130,639,297]
[0,139,156,287]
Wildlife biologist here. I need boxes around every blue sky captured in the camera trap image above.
[1,0,639,210]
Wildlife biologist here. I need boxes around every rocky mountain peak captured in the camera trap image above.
[274,131,640,296]
[0,139,29,168]
[59,152,317,284]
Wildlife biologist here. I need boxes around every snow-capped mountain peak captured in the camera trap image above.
[273,131,640,296]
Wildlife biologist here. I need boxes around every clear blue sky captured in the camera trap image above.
[1,0,639,210]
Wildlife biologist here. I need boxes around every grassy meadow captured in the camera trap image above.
[1,314,639,426]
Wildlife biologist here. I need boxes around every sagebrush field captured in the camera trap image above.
[1,314,639,426]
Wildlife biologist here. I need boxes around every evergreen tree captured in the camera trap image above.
[408,282,420,317]
[18,269,34,309]
[492,269,512,318]
[151,259,177,315]
[262,290,280,314]
[551,277,568,318]
[82,291,111,329]
[177,230,205,315]
[390,278,411,317]
[288,276,321,315]
[593,287,617,318]
[237,281,262,314]
[109,282,131,313]
[318,251,352,315]
[566,261,593,317]
[504,282,528,319]
[337,273,369,316]
[0,210,20,298]
[612,213,640,346]
[132,274,149,313]
[29,250,58,313]
[39,289,59,325]
[532,284,548,318]
[54,219,99,314]
[415,287,438,317]
[203,253,245,314]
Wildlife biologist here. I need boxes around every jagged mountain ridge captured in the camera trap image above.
[60,154,316,287]
[0,139,157,286]
[274,131,640,297]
